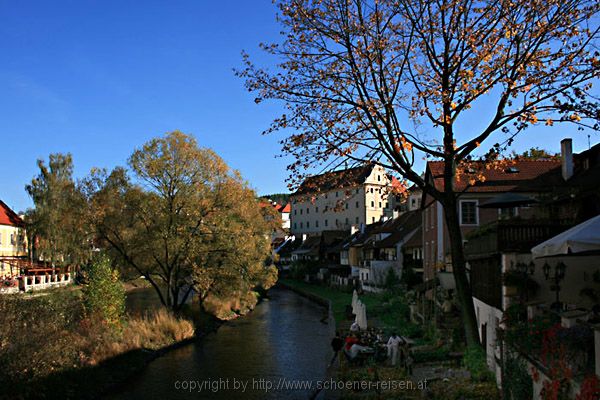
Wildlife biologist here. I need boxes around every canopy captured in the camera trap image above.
[531,215,600,258]
[479,193,538,208]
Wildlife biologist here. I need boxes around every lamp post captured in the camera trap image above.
[514,261,536,302]
[543,262,567,311]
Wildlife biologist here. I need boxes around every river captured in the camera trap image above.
[110,286,333,400]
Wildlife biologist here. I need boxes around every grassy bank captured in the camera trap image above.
[278,278,380,323]
[0,290,197,400]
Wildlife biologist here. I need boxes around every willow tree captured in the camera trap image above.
[238,0,600,345]
[85,131,275,311]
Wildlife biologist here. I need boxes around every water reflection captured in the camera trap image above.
[110,287,332,400]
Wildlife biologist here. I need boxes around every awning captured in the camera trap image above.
[531,215,600,258]
[479,193,538,208]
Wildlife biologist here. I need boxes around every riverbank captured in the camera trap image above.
[0,289,202,400]
[278,279,501,400]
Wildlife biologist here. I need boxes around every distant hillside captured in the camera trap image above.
[261,193,290,204]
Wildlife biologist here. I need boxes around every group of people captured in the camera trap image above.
[330,328,413,371]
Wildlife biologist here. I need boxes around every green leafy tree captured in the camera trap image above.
[82,254,125,326]
[25,153,90,270]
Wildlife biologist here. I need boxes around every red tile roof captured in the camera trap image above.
[260,201,291,214]
[427,160,562,193]
[293,165,375,195]
[0,200,24,227]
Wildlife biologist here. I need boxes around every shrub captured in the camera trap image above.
[82,254,125,327]
[463,346,494,382]
[503,354,533,400]
[0,291,84,385]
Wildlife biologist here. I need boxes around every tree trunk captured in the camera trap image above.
[442,196,480,347]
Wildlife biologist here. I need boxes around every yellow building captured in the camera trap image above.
[0,200,27,276]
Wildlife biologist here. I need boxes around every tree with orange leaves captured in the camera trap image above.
[238,0,600,345]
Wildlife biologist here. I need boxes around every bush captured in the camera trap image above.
[463,346,494,382]
[82,254,125,326]
[503,354,533,400]
[0,291,84,385]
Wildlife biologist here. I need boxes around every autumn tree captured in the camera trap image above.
[238,0,600,345]
[84,131,275,311]
[25,153,89,270]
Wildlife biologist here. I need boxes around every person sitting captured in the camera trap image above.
[345,334,359,352]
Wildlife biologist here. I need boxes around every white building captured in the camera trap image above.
[290,164,398,236]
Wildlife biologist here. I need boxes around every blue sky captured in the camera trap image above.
[1,1,597,212]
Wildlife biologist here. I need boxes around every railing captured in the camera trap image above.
[465,219,572,257]
[19,273,72,292]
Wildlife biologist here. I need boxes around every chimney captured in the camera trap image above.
[561,138,574,181]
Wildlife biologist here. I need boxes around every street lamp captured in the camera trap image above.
[514,261,536,302]
[543,262,567,311]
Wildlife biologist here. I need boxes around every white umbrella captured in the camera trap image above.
[356,301,368,330]
[532,215,600,258]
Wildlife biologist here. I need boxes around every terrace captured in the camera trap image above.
[464,219,573,258]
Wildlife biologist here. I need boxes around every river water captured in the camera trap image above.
[110,286,333,400]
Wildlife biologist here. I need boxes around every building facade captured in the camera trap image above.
[0,200,27,277]
[290,164,397,236]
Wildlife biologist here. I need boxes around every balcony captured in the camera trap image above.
[465,219,572,258]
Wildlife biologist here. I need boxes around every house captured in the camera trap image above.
[0,200,27,277]
[463,138,600,393]
[335,211,422,292]
[421,157,563,283]
[289,164,398,236]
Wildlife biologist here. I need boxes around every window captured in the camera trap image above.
[385,202,388,209]
[300,222,303,228]
[335,191,339,197]
[306,208,309,214]
[335,218,339,226]
[294,223,297,229]
[355,188,359,194]
[377,175,381,181]
[356,201,359,208]
[355,217,359,224]
[315,206,319,213]
[378,202,382,208]
[10,234,15,245]
[294,210,297,215]
[306,222,310,228]
[345,203,349,209]
[372,217,375,223]
[300,209,303,215]
[460,200,479,225]
[371,201,375,207]
[499,207,518,220]
[316,220,319,228]
[325,193,328,199]
[325,219,328,227]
